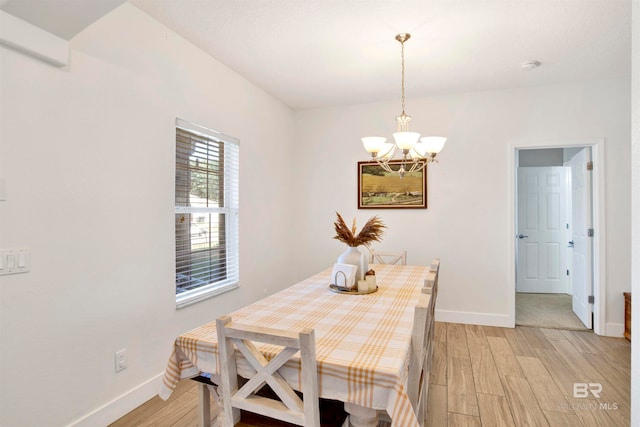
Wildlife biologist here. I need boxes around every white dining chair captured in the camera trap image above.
[430,258,441,276]
[424,258,440,293]
[377,291,434,427]
[408,292,435,427]
[369,249,407,265]
[216,315,321,427]
[420,258,440,423]
[424,270,437,294]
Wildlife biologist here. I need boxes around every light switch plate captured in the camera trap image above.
[0,249,30,275]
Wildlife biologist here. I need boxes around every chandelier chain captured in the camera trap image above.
[400,38,405,115]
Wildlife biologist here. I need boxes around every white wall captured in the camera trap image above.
[518,148,564,166]
[630,1,639,424]
[0,4,297,426]
[293,79,631,331]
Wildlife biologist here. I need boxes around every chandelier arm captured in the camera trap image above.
[376,159,394,174]
[375,143,398,163]
[407,160,427,174]
[408,147,425,160]
[389,143,399,160]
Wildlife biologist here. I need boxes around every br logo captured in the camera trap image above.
[573,383,602,398]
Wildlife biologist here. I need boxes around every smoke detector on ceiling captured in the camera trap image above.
[521,60,541,71]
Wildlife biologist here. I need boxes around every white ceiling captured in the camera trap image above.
[2,0,631,111]
[0,0,126,39]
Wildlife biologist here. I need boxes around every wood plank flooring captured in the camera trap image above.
[109,322,631,427]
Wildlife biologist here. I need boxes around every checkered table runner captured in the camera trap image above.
[159,264,430,427]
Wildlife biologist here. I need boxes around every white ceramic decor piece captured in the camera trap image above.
[336,247,364,282]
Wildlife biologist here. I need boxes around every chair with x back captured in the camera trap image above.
[216,315,321,427]
[417,258,440,423]
[376,291,434,427]
[424,258,440,295]
[430,258,440,275]
[406,292,435,427]
[369,249,407,266]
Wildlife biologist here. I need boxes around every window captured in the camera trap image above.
[175,118,239,308]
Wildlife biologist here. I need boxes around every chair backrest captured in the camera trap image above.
[369,249,407,265]
[424,258,440,296]
[422,269,438,364]
[423,259,440,358]
[216,316,320,427]
[406,292,434,427]
[416,258,440,425]
[430,258,440,275]
[424,271,437,296]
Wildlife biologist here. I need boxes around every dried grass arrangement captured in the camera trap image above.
[333,212,386,248]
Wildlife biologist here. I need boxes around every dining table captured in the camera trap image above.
[159,263,432,427]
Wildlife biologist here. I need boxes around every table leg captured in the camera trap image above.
[344,403,379,427]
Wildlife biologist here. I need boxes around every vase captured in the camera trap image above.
[337,246,367,281]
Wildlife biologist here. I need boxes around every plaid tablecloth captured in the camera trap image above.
[159,264,430,427]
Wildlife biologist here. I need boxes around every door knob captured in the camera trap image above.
[518,234,528,239]
[568,240,575,248]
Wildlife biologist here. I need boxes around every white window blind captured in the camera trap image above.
[175,118,239,308]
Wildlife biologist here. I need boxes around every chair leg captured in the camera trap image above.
[198,383,230,427]
[198,383,212,427]
[195,377,242,426]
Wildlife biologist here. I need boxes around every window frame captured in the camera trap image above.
[175,118,239,308]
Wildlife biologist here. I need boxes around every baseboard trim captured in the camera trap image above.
[605,322,625,338]
[435,309,513,328]
[68,373,163,427]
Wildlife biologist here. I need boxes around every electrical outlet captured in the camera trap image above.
[115,348,127,372]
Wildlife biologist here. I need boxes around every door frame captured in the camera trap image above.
[508,139,606,335]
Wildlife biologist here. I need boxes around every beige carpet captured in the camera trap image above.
[516,293,589,330]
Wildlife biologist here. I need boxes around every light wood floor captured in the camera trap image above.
[110,322,631,427]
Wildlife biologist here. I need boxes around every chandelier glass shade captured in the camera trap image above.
[361,33,446,178]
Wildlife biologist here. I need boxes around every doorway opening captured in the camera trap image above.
[510,141,606,334]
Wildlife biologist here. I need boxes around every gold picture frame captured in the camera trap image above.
[358,161,427,209]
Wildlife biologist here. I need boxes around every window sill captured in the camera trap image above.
[176,281,239,309]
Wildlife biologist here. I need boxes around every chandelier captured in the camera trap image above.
[361,33,446,178]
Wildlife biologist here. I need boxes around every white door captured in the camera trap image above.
[517,167,569,293]
[568,148,593,328]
